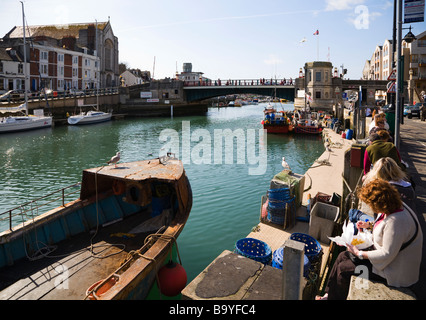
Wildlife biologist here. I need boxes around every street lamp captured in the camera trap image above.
[403,26,417,43]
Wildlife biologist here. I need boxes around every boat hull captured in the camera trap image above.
[0,116,52,133]
[68,112,112,125]
[293,125,323,134]
[263,124,291,134]
[0,158,192,300]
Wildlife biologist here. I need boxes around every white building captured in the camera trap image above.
[0,47,26,93]
[120,70,143,86]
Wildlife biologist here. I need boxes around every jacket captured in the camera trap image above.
[364,140,402,174]
[367,205,423,287]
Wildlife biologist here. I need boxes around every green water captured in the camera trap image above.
[0,103,325,283]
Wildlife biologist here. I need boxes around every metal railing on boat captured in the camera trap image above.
[0,182,81,232]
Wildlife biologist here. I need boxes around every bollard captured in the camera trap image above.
[282,239,305,300]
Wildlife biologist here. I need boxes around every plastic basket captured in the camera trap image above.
[272,247,311,277]
[235,238,272,264]
[289,233,322,259]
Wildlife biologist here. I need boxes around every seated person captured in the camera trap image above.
[363,130,403,175]
[317,179,422,300]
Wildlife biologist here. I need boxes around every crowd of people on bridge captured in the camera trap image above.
[184,77,294,87]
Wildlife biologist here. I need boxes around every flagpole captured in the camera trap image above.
[317,36,319,60]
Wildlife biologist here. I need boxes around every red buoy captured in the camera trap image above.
[157,261,187,297]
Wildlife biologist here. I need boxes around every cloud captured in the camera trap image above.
[325,0,366,11]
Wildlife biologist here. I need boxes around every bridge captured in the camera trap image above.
[182,79,296,102]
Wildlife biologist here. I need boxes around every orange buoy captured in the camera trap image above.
[157,261,187,297]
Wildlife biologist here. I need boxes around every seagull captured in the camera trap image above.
[107,152,121,167]
[324,142,332,152]
[300,37,307,43]
[282,157,291,171]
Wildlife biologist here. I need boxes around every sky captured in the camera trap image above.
[1,0,425,80]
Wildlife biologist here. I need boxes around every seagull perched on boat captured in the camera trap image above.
[281,157,291,171]
[107,152,121,167]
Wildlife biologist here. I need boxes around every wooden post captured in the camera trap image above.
[282,239,305,300]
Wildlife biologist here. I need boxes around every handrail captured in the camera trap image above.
[0,87,120,105]
[0,182,81,231]
[183,78,296,87]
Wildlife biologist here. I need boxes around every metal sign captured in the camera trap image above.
[404,0,425,23]
[388,69,397,81]
[387,81,396,93]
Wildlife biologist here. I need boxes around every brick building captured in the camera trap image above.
[2,21,119,91]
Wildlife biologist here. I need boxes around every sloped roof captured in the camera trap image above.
[4,22,109,40]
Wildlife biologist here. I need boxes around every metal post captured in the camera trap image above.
[395,0,402,150]
[282,239,305,300]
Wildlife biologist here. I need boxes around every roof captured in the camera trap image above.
[0,47,23,62]
[4,22,109,40]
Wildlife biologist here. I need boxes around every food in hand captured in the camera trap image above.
[351,238,365,246]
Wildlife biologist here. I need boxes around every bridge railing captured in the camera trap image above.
[183,78,296,87]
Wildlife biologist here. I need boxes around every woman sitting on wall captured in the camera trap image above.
[363,130,403,175]
[316,179,422,300]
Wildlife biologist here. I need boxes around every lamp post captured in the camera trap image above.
[395,0,417,150]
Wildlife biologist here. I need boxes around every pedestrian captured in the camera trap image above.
[363,130,403,175]
[369,113,390,134]
[316,179,422,300]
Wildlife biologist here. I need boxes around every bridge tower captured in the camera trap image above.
[294,61,342,112]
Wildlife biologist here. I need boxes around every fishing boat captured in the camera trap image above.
[0,154,192,300]
[67,109,112,125]
[262,104,293,134]
[0,3,52,134]
[293,122,323,135]
[292,111,323,135]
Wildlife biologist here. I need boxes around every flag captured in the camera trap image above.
[313,30,319,35]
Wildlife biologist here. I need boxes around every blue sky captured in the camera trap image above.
[1,0,425,80]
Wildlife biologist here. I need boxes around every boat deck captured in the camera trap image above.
[0,210,155,300]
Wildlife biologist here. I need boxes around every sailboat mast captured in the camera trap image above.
[21,1,28,115]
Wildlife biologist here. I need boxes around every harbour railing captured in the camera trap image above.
[183,78,296,87]
[0,182,81,232]
[0,87,120,105]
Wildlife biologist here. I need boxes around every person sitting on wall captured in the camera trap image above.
[369,113,390,135]
[363,130,403,175]
[316,179,422,300]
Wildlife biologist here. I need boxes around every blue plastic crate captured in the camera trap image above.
[289,233,322,259]
[235,238,272,264]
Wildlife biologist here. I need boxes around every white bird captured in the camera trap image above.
[107,152,121,167]
[300,37,307,43]
[282,157,291,171]
[324,142,332,152]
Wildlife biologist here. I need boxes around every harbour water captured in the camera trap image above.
[0,102,325,283]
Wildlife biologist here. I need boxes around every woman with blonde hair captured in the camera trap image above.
[364,157,416,213]
[317,179,422,300]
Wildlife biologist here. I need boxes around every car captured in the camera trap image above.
[69,89,85,97]
[407,103,425,119]
[404,105,414,116]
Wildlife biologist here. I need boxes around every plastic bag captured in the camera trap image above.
[329,220,373,250]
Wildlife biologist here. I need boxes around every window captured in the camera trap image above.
[315,72,321,82]
[41,64,48,75]
[0,62,3,73]
[58,54,64,62]
[18,63,24,74]
[72,68,78,77]
[58,66,64,76]
[315,91,321,99]
[40,51,48,61]
[73,56,78,64]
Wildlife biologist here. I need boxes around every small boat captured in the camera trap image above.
[68,109,112,125]
[0,3,52,134]
[293,117,323,134]
[0,154,192,300]
[0,111,52,133]
[262,104,293,134]
[228,101,235,107]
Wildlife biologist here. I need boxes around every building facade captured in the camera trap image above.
[2,21,119,90]
[0,47,25,93]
